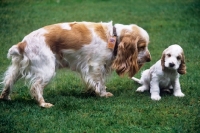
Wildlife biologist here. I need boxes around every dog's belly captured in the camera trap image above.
[56,46,113,72]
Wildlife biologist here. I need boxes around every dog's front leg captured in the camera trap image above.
[172,78,185,97]
[83,76,113,98]
[82,63,113,98]
[94,80,113,98]
[150,77,161,100]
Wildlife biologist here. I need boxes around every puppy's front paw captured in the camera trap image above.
[174,91,185,97]
[136,86,145,92]
[136,86,149,92]
[151,94,161,101]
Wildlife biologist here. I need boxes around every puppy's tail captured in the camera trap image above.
[131,77,142,84]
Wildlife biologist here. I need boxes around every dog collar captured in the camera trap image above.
[107,26,119,56]
[113,26,119,56]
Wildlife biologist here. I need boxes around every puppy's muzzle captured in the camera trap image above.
[169,63,175,67]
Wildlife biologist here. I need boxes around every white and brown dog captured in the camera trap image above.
[0,21,151,107]
[132,44,186,100]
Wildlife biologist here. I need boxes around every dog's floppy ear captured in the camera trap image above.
[161,50,166,71]
[112,35,139,77]
[178,52,186,74]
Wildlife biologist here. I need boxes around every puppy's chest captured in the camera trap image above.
[159,73,176,87]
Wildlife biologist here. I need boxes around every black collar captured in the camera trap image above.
[113,26,118,56]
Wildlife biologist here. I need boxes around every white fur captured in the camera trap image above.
[60,23,71,30]
[132,44,185,100]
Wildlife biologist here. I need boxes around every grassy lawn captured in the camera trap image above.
[0,0,200,132]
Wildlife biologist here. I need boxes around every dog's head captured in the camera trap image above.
[161,44,186,74]
[112,24,151,77]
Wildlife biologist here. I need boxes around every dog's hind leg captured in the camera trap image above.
[30,80,53,108]
[29,58,56,108]
[29,64,55,108]
[0,46,22,100]
[0,64,21,100]
[132,69,150,92]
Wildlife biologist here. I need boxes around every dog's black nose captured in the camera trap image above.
[169,63,175,67]
[146,55,151,62]
[146,58,151,62]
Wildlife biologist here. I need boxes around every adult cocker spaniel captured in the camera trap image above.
[0,21,151,107]
[132,44,186,100]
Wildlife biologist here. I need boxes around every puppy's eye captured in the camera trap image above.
[177,56,181,60]
[167,54,171,57]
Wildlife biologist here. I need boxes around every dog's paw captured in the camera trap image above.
[0,95,11,100]
[151,94,161,101]
[40,102,54,108]
[105,92,114,98]
[100,92,113,98]
[136,86,145,92]
[174,91,185,97]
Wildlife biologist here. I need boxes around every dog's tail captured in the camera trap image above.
[8,41,26,58]
[131,77,142,84]
[3,42,29,84]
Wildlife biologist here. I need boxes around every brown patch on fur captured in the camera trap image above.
[94,24,108,42]
[132,26,140,36]
[44,23,92,53]
[17,41,27,54]
[178,52,186,74]
[161,52,165,71]
[138,42,146,48]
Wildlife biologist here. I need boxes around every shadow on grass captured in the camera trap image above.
[0,97,37,108]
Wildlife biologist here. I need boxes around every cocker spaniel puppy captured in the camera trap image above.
[0,21,151,107]
[132,44,186,100]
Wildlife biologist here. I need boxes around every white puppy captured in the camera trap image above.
[132,44,186,100]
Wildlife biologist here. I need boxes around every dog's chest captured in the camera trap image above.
[159,72,176,88]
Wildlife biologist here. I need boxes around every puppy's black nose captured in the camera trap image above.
[169,63,175,67]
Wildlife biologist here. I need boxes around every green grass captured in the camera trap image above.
[0,0,200,132]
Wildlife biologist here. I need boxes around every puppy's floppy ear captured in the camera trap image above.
[112,35,139,77]
[178,52,186,74]
[161,50,165,71]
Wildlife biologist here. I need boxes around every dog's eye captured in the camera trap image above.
[177,56,181,60]
[167,54,171,57]
[138,46,145,51]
